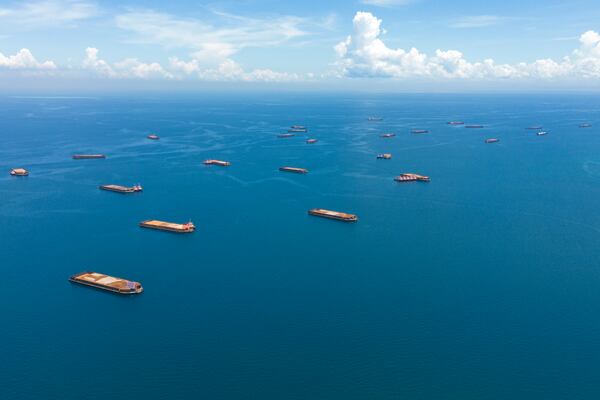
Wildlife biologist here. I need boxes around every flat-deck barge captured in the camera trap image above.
[448,121,464,125]
[10,168,29,176]
[147,134,160,140]
[69,271,143,294]
[289,125,307,132]
[485,138,499,143]
[72,154,106,159]
[465,125,484,129]
[306,139,318,144]
[203,159,231,166]
[308,208,358,222]
[411,129,429,134]
[394,173,430,182]
[580,123,592,128]
[279,166,308,174]
[139,219,195,233]
[100,184,143,193]
[380,133,395,138]
[278,133,295,138]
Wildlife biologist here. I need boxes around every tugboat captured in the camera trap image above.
[147,134,160,140]
[308,208,358,222]
[99,184,143,193]
[203,159,231,166]
[377,153,392,159]
[306,139,318,144]
[411,129,429,134]
[10,168,29,176]
[380,133,395,138]
[485,138,499,143]
[278,133,295,138]
[394,173,430,182]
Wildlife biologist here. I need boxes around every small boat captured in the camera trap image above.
[536,131,548,136]
[289,125,307,133]
[279,166,308,174]
[139,220,196,233]
[380,133,395,138]
[580,123,592,128]
[72,154,106,159]
[447,121,465,125]
[368,117,383,121]
[203,159,231,166]
[100,184,143,193]
[147,134,160,140]
[308,208,358,222]
[70,271,143,295]
[377,153,392,159]
[394,173,430,183]
[411,129,429,134]
[278,133,295,138]
[526,126,543,130]
[465,125,484,129]
[10,168,29,176]
[306,139,318,144]
[485,138,499,143]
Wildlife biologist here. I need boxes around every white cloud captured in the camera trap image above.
[449,15,503,29]
[0,48,56,69]
[360,0,413,6]
[0,0,98,31]
[115,9,310,63]
[83,47,172,79]
[335,11,600,80]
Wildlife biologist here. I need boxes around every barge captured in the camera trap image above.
[485,138,499,143]
[279,166,308,174]
[203,159,231,166]
[10,168,29,176]
[377,153,392,159]
[72,154,106,159]
[411,129,429,134]
[70,271,143,295]
[537,131,548,136]
[368,117,383,121]
[580,123,592,128]
[465,125,484,129]
[100,184,143,193]
[289,126,307,133]
[308,208,358,222]
[380,133,395,138]
[139,219,195,233]
[526,126,543,130]
[447,121,464,125]
[306,139,318,144]
[278,133,295,138]
[394,173,430,183]
[147,134,160,140]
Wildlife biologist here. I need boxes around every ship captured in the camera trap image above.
[526,126,543,130]
[289,125,307,133]
[10,168,29,176]
[536,131,548,136]
[203,159,231,166]
[308,208,358,222]
[580,123,592,128]
[368,117,383,121]
[447,121,465,125]
[99,184,143,193]
[306,139,318,144]
[377,153,392,159]
[394,173,430,182]
[278,133,295,138]
[485,138,499,143]
[411,129,429,134]
[139,220,196,233]
[380,133,395,138]
[69,271,143,295]
[465,125,484,129]
[147,134,160,140]
[279,166,308,174]
[72,154,106,159]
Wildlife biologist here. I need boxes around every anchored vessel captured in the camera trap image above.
[394,173,430,182]
[377,153,392,159]
[465,125,484,129]
[368,117,383,121]
[203,159,231,166]
[580,123,592,128]
[279,166,308,174]
[139,219,196,233]
[278,133,295,138]
[526,126,543,130]
[10,168,29,176]
[147,134,160,140]
[306,139,318,144]
[447,121,465,125]
[289,125,307,133]
[485,138,499,143]
[411,129,429,134]
[72,154,106,159]
[537,131,548,136]
[308,208,358,222]
[69,271,143,295]
[380,133,395,138]
[100,184,143,193]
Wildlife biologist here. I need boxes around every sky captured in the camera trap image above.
[1,0,600,91]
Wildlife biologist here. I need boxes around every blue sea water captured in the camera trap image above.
[2,92,600,399]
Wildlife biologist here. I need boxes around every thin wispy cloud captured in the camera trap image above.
[360,0,413,7]
[0,0,98,31]
[449,15,504,28]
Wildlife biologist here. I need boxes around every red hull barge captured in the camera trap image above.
[10,168,29,176]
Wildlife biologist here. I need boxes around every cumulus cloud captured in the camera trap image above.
[83,47,172,79]
[0,48,56,69]
[335,11,600,80]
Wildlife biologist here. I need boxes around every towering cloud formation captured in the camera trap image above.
[0,49,55,70]
[335,11,600,80]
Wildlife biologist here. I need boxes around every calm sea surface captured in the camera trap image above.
[2,93,600,399]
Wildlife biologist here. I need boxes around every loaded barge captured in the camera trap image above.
[394,173,430,183]
[289,125,307,133]
[72,154,106,159]
[278,133,295,138]
[203,159,231,166]
[448,121,464,125]
[485,138,499,143]
[100,184,143,193]
[380,133,395,138]
[280,166,308,174]
[368,117,383,121]
[465,125,484,129]
[411,129,429,134]
[139,219,195,233]
[308,208,358,222]
[69,271,143,295]
[580,123,592,128]
[10,168,29,176]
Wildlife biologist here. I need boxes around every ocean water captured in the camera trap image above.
[2,92,600,399]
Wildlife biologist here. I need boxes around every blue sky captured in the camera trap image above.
[1,0,600,91]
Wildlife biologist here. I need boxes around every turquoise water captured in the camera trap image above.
[2,93,600,399]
